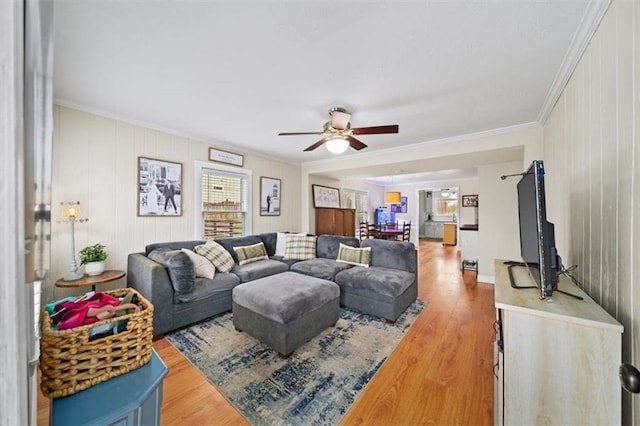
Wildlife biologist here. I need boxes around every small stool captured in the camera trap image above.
[232,271,340,357]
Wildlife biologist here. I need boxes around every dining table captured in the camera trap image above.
[371,224,404,240]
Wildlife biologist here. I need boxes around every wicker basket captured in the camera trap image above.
[39,288,154,398]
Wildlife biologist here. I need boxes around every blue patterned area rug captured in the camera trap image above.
[166,299,425,425]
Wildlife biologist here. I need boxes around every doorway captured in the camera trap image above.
[417,187,459,240]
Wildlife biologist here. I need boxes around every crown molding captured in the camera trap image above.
[302,121,540,169]
[537,0,612,125]
[53,99,300,167]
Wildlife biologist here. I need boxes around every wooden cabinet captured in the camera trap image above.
[494,260,623,425]
[315,208,355,237]
[442,223,457,245]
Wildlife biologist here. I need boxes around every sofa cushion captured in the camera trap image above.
[258,232,278,256]
[215,235,263,263]
[234,242,269,266]
[284,235,317,260]
[336,243,371,267]
[290,258,353,280]
[360,239,417,273]
[148,248,195,293]
[180,248,215,279]
[334,266,415,302]
[232,271,339,324]
[145,240,205,256]
[316,235,360,259]
[174,272,241,304]
[195,241,235,273]
[232,259,289,283]
[270,255,300,268]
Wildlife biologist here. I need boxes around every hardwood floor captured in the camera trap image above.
[38,240,495,425]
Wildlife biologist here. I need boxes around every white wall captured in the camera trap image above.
[383,179,479,245]
[340,179,385,222]
[542,1,639,423]
[477,161,523,281]
[50,106,302,303]
[1,2,30,423]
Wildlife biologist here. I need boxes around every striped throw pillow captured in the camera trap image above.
[234,242,269,266]
[284,235,317,260]
[336,243,371,267]
[195,241,235,273]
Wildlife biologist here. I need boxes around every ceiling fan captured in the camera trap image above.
[278,107,399,154]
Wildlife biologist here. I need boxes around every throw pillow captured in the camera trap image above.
[275,232,305,257]
[148,248,195,293]
[284,235,317,260]
[195,241,235,273]
[181,248,216,279]
[234,242,269,266]
[336,243,371,268]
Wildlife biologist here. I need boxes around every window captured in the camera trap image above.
[195,161,252,239]
[436,199,458,215]
[341,188,369,224]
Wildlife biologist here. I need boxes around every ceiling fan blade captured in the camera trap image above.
[279,131,324,136]
[351,124,399,135]
[345,135,368,151]
[331,110,351,130]
[303,138,328,152]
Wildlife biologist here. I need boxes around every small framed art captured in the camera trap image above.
[138,157,182,216]
[208,147,244,167]
[462,194,478,207]
[260,176,281,216]
[312,184,341,208]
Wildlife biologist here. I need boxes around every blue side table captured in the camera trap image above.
[50,349,168,426]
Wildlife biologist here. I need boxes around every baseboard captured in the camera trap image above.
[477,274,495,284]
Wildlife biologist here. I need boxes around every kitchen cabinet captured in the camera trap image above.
[442,223,457,245]
[424,221,444,239]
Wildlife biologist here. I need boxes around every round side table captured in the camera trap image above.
[55,270,126,292]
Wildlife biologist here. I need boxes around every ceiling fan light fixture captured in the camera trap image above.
[325,136,349,154]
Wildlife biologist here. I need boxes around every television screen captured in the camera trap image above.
[516,160,559,298]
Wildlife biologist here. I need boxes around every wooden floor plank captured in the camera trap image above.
[37,239,495,425]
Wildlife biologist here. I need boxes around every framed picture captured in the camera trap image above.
[260,176,281,216]
[462,194,478,207]
[208,147,244,167]
[137,156,183,216]
[312,184,341,208]
[391,196,408,213]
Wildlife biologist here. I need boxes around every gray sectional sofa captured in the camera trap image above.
[127,233,418,336]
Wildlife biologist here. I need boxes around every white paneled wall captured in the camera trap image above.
[543,1,639,423]
[50,106,301,303]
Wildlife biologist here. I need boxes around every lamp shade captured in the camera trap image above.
[325,136,349,154]
[385,192,401,204]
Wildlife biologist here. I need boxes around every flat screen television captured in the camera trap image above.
[516,160,560,299]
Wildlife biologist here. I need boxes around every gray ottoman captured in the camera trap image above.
[232,271,340,357]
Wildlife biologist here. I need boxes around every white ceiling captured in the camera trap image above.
[53,0,602,179]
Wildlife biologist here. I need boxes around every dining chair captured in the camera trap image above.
[402,221,411,242]
[359,221,374,240]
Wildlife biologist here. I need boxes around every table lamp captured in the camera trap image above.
[59,201,88,281]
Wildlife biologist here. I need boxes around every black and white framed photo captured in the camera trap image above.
[462,194,478,207]
[260,176,281,216]
[312,184,341,208]
[138,156,183,216]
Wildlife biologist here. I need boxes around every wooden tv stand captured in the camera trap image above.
[493,260,623,425]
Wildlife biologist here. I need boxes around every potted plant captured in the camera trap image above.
[79,243,108,276]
